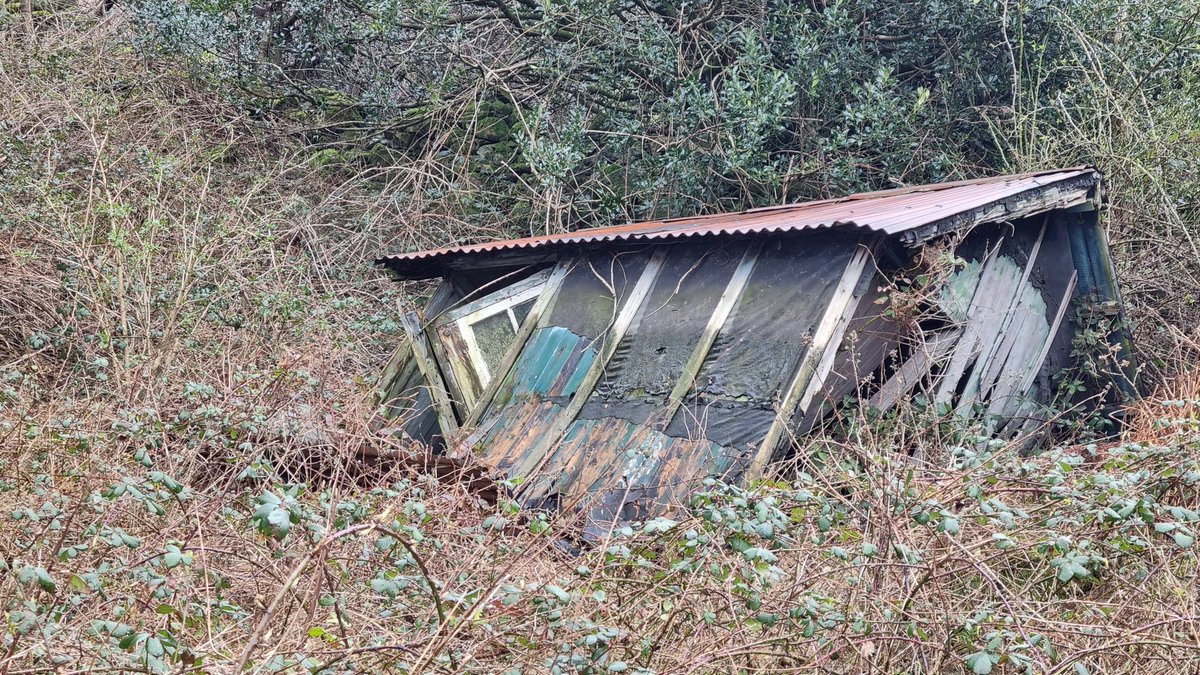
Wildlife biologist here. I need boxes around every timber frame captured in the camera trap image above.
[373,168,1135,531]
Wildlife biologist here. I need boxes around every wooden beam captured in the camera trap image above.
[422,279,460,319]
[443,251,558,272]
[746,237,879,479]
[515,247,669,492]
[991,271,1078,418]
[400,312,460,435]
[795,262,881,415]
[660,239,764,428]
[424,318,474,413]
[463,259,573,429]
[374,338,415,408]
[898,173,1097,247]
[868,327,963,411]
[440,268,552,320]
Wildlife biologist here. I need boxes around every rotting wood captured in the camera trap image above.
[660,239,764,427]
[869,327,964,411]
[428,322,476,412]
[374,338,414,408]
[463,259,573,429]
[897,174,1096,247]
[796,240,882,415]
[370,340,421,436]
[957,221,1048,412]
[514,247,669,496]
[932,238,1009,407]
[991,270,1078,418]
[976,283,1047,410]
[400,312,460,435]
[422,280,460,321]
[374,279,458,409]
[358,441,499,503]
[440,268,552,320]
[747,236,879,479]
[372,169,1134,532]
[796,276,906,431]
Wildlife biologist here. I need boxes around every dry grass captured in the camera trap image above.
[2,10,1200,675]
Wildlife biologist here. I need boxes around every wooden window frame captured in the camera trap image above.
[432,269,551,410]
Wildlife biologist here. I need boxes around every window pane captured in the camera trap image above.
[471,311,517,379]
[511,298,536,326]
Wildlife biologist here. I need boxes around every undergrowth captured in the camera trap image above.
[2,9,1200,675]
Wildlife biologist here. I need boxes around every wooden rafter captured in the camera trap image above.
[747,235,881,478]
[514,246,669,493]
[660,239,764,428]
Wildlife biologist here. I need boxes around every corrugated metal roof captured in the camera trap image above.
[379,167,1100,278]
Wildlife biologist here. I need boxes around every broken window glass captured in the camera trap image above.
[430,269,551,412]
[471,310,517,377]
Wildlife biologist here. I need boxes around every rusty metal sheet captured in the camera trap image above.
[525,415,736,538]
[452,326,598,473]
[378,168,1099,278]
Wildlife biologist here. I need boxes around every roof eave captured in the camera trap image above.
[377,168,1102,280]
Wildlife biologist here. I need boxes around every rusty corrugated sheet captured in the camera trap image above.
[378,168,1099,277]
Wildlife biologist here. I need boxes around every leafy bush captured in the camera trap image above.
[121,0,1200,371]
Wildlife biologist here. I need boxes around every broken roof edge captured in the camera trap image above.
[378,167,1102,280]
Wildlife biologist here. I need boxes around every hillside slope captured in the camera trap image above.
[2,12,1200,675]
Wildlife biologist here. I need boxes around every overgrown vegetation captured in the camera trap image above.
[2,1,1200,672]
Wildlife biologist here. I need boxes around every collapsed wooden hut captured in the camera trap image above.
[375,167,1133,532]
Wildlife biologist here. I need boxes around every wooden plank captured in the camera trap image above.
[400,312,460,435]
[869,327,964,411]
[957,221,1047,412]
[795,277,910,432]
[660,239,764,427]
[463,259,573,429]
[422,279,460,319]
[427,320,476,412]
[939,278,1022,409]
[932,238,1007,406]
[796,246,882,415]
[374,338,414,407]
[440,268,552,321]
[746,236,879,479]
[514,247,669,494]
[991,271,1077,418]
[373,278,459,410]
[976,288,1042,408]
